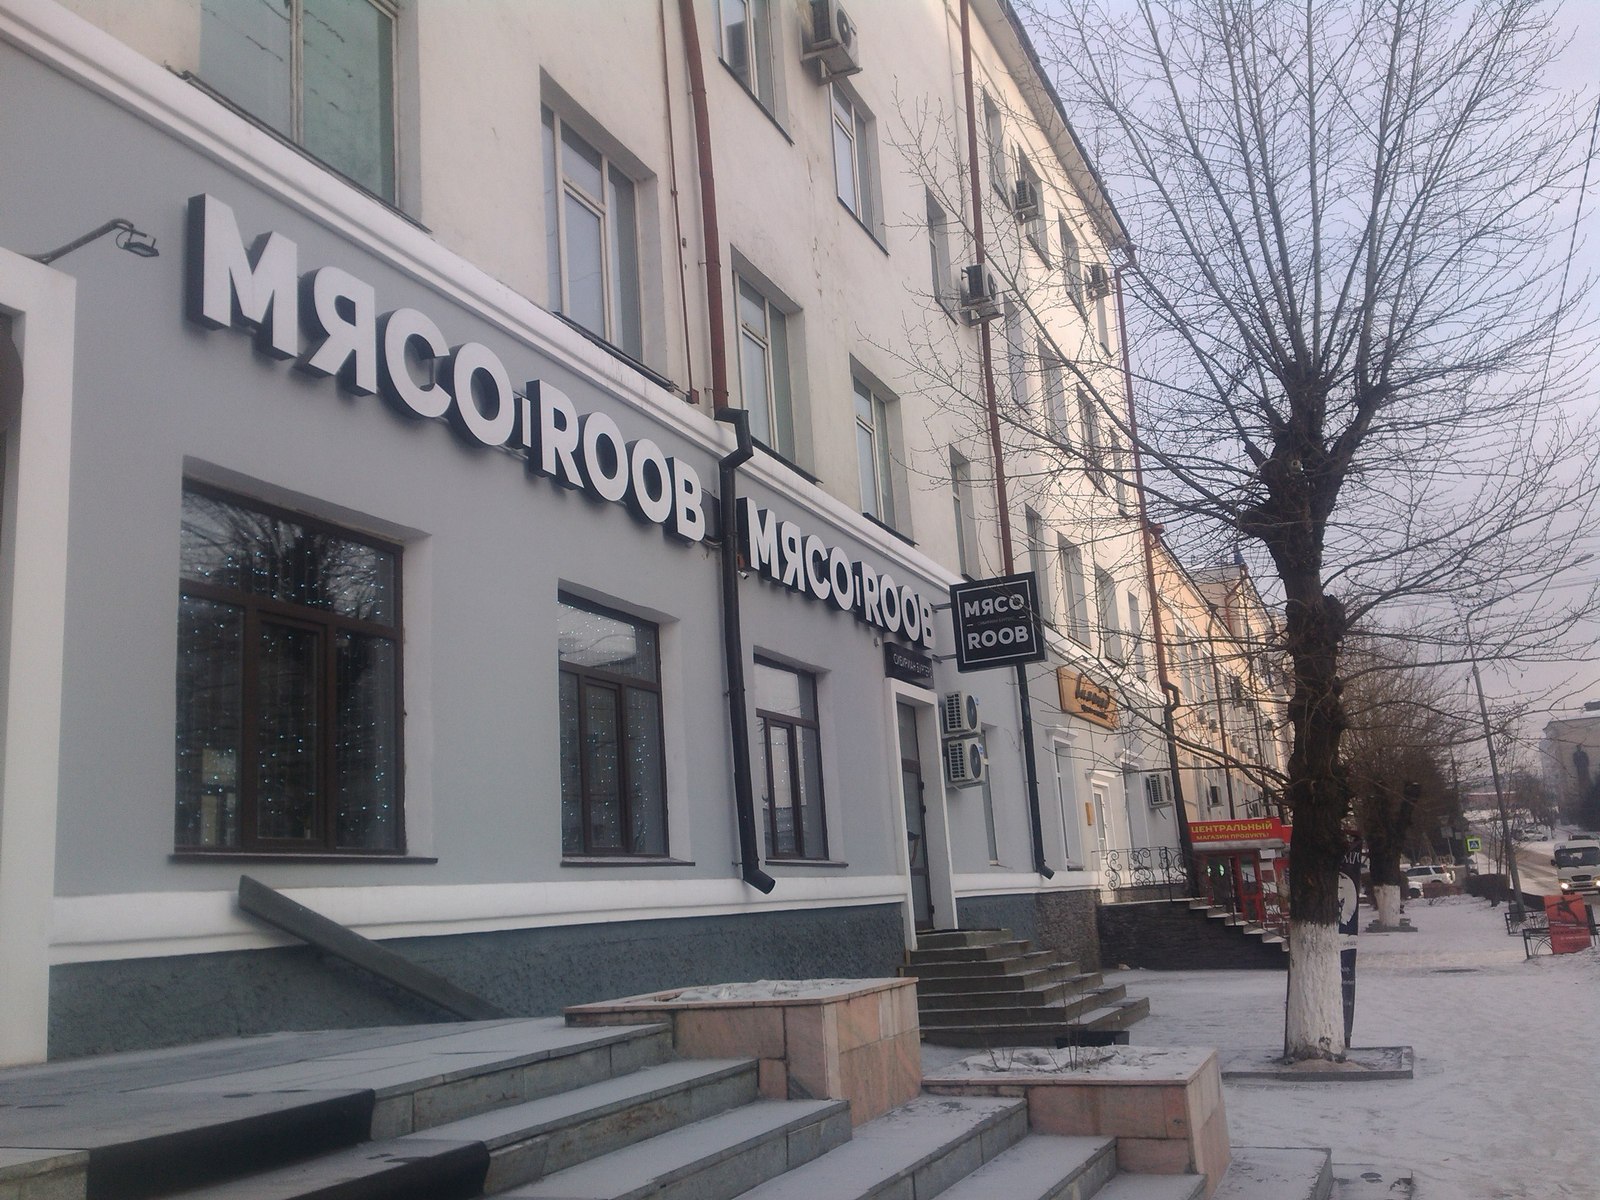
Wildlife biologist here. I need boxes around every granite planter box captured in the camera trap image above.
[565,978,920,1125]
[922,1045,1230,1197]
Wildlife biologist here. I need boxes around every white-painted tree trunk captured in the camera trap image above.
[1284,920,1345,1060]
[1375,883,1402,927]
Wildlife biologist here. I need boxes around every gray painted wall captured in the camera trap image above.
[49,902,904,1059]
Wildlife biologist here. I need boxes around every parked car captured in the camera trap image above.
[1403,864,1454,898]
[1553,839,1600,894]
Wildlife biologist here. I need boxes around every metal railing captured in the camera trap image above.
[1101,845,1189,898]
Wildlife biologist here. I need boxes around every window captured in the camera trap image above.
[853,377,897,525]
[1027,509,1052,618]
[175,485,401,853]
[755,659,828,859]
[1127,592,1148,678]
[735,274,796,457]
[926,191,954,313]
[558,596,667,857]
[543,108,643,359]
[1016,151,1047,258]
[718,0,776,111]
[983,90,1007,200]
[950,448,979,576]
[1207,784,1224,809]
[1040,348,1069,445]
[831,85,876,228]
[1093,265,1112,349]
[1078,389,1103,483]
[1058,537,1090,645]
[1004,302,1029,407]
[1096,568,1123,662]
[200,0,396,200]
[1059,216,1083,311]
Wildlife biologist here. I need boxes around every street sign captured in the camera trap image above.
[1465,836,1482,853]
[949,573,1047,671]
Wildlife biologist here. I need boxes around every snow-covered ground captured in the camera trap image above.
[1118,896,1600,1199]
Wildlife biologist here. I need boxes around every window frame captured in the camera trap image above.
[1039,346,1069,446]
[983,90,1008,201]
[175,482,404,856]
[1078,388,1103,485]
[199,0,399,202]
[1027,509,1053,620]
[1058,215,1083,312]
[1015,150,1048,259]
[543,107,644,360]
[1095,567,1123,662]
[831,84,876,231]
[853,376,897,526]
[717,0,777,112]
[1058,536,1090,646]
[557,593,669,858]
[926,189,955,316]
[950,447,979,577]
[754,657,829,861]
[733,271,797,457]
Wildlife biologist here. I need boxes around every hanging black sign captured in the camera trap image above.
[949,573,1047,671]
[1339,837,1363,1046]
[884,643,934,687]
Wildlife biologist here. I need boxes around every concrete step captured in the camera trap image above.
[915,929,1009,951]
[0,1019,673,1200]
[1094,1171,1207,1199]
[935,1133,1117,1199]
[906,939,1033,965]
[728,1095,1028,1200]
[1215,1146,1334,1200]
[147,1137,489,1200]
[498,1098,851,1200]
[415,1057,757,1192]
[918,984,1129,1029]
[144,1017,674,1138]
[920,996,1151,1048]
[903,962,1079,993]
[898,949,1062,978]
[916,978,1088,1010]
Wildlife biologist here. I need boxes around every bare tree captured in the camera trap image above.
[1342,641,1466,925]
[993,0,1600,1059]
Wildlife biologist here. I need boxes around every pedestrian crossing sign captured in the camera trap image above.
[1465,836,1483,853]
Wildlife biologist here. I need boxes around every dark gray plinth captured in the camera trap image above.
[1221,1045,1414,1081]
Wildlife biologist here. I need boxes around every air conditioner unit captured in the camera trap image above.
[802,0,862,79]
[945,736,987,788]
[940,690,981,737]
[1086,263,1111,299]
[1144,773,1173,808]
[1012,177,1039,221]
[957,263,1001,324]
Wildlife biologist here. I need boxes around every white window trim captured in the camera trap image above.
[853,377,897,526]
[733,271,794,456]
[544,107,642,358]
[831,84,876,231]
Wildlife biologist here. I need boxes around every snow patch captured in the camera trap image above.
[662,978,865,1002]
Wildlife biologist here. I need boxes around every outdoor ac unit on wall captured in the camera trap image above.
[1012,177,1040,220]
[941,690,981,737]
[803,0,862,79]
[958,264,1001,324]
[1086,263,1112,299]
[945,736,987,788]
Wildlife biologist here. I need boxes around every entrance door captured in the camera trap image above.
[897,702,934,929]
[1237,854,1265,923]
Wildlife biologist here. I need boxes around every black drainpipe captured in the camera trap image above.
[717,407,776,893]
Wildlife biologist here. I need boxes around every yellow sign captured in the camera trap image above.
[1465,836,1482,853]
[1057,667,1118,729]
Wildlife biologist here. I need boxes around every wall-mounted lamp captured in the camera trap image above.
[28,219,159,265]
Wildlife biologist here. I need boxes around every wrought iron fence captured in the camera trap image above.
[1101,845,1188,898]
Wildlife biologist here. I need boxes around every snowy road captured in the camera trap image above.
[1116,896,1598,1199]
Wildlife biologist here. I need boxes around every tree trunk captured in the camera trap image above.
[1375,883,1402,927]
[1279,582,1351,1060]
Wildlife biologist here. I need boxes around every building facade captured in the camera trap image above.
[0,0,1275,1063]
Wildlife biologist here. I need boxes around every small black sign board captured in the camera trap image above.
[883,642,934,687]
[949,573,1047,672]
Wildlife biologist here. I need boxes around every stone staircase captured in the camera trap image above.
[0,1016,1222,1200]
[1099,901,1288,972]
[902,928,1150,1048]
